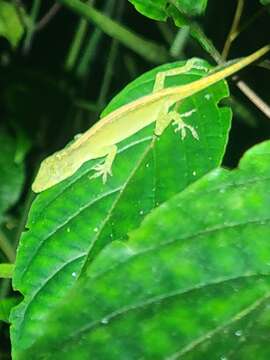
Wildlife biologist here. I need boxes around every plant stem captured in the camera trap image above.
[167,0,222,62]
[35,3,62,31]
[97,0,124,108]
[0,231,15,263]
[233,77,270,119]
[157,23,175,45]
[22,0,42,54]
[222,0,245,60]
[97,38,119,108]
[65,17,89,71]
[230,5,270,44]
[57,0,169,64]
[170,26,189,58]
[0,279,11,300]
[76,0,114,78]
[176,7,270,120]
[0,264,14,279]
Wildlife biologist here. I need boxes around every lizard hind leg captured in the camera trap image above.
[90,145,117,183]
[153,58,207,93]
[168,110,199,140]
[155,108,199,140]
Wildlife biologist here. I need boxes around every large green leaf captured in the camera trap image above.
[0,0,24,48]
[18,140,270,359]
[128,0,168,20]
[128,0,208,21]
[0,131,25,222]
[11,59,231,355]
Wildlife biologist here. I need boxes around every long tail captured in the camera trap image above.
[167,44,270,98]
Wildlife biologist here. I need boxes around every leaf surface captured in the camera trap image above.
[11,59,231,356]
[0,0,24,48]
[21,140,270,359]
[128,0,208,20]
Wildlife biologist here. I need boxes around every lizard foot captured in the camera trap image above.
[90,161,112,183]
[89,145,117,184]
[169,110,199,140]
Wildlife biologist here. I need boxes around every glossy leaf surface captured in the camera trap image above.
[11,59,231,357]
[20,140,270,359]
[128,0,208,20]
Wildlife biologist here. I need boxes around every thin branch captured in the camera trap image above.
[35,3,62,31]
[230,5,270,43]
[60,0,270,119]
[75,0,114,78]
[169,26,190,58]
[22,0,42,55]
[219,0,270,119]
[97,0,124,108]
[65,16,89,71]
[157,23,175,45]
[57,0,169,64]
[233,76,270,119]
[222,0,245,60]
[258,59,270,71]
[23,2,62,54]
[168,0,222,64]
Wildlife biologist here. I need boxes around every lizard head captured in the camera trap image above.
[31,150,79,193]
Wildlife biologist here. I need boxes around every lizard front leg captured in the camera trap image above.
[90,145,117,183]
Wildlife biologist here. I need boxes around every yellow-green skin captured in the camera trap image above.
[32,45,270,193]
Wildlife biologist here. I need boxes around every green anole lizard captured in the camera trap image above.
[32,45,270,193]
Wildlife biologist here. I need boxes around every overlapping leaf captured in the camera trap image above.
[0,0,24,48]
[128,0,218,61]
[11,59,231,356]
[21,140,270,359]
[128,0,208,21]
